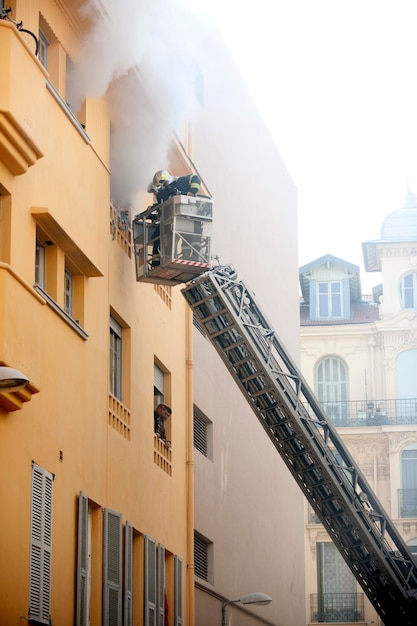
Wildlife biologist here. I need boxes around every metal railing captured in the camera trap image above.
[310,593,365,623]
[303,398,417,427]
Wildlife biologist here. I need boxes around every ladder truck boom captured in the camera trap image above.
[181,264,417,626]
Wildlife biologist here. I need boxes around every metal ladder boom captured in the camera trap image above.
[181,265,417,626]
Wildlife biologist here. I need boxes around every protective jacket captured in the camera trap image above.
[156,174,200,203]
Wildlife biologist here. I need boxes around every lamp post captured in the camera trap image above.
[221,592,272,626]
[0,366,29,392]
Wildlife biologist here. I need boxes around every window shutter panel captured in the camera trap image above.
[157,544,165,626]
[174,556,183,626]
[103,508,122,626]
[29,463,54,625]
[124,522,133,626]
[309,279,317,321]
[343,277,350,319]
[154,365,164,395]
[76,492,89,626]
[144,535,157,626]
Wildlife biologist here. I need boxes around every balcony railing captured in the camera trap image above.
[310,593,364,623]
[303,398,417,427]
[398,489,417,518]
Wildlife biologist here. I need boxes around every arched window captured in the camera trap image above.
[400,444,417,518]
[399,273,417,309]
[315,357,349,425]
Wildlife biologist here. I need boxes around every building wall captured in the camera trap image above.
[0,2,192,624]
[300,243,417,625]
[191,23,306,626]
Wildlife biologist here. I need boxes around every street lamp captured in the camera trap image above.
[221,592,272,626]
[0,366,29,392]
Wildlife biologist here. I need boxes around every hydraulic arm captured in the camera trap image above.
[182,265,417,626]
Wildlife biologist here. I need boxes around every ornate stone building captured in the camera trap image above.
[300,190,417,625]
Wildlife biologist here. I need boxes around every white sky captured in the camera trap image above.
[183,0,417,293]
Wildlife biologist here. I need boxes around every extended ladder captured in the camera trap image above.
[182,265,417,626]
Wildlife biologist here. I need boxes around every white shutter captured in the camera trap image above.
[174,556,182,626]
[76,492,89,626]
[103,508,122,626]
[154,365,164,395]
[124,522,133,626]
[157,544,165,626]
[144,535,157,626]
[29,463,54,625]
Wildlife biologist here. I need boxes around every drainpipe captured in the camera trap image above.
[186,305,195,626]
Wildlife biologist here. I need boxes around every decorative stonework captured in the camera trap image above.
[388,431,417,454]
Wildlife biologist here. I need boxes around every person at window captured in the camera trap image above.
[154,403,172,447]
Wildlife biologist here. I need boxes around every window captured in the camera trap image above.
[29,463,54,625]
[64,269,73,317]
[316,357,348,425]
[400,273,417,309]
[124,522,133,626]
[194,533,212,583]
[76,492,91,626]
[400,444,417,517]
[35,240,46,288]
[38,29,49,69]
[193,406,212,459]
[154,362,171,443]
[174,555,183,626]
[396,350,417,401]
[110,316,122,400]
[77,500,132,626]
[143,536,159,626]
[316,542,356,622]
[154,363,165,406]
[317,281,343,318]
[103,508,122,626]
[33,216,97,334]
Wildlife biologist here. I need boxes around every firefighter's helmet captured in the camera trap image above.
[153,170,174,187]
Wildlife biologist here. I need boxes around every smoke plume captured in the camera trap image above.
[66,0,202,205]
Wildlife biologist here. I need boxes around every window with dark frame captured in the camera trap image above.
[110,316,122,400]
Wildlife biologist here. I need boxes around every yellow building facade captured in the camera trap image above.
[0,1,197,624]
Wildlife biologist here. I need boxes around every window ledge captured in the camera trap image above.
[32,207,103,277]
[34,285,89,340]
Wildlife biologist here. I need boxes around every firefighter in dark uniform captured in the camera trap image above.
[147,170,201,266]
[148,169,201,203]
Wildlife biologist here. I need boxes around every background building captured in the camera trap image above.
[0,2,304,625]
[300,190,417,625]
[191,25,305,626]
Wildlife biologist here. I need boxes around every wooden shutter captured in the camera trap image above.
[124,522,133,626]
[157,544,165,626]
[76,492,89,626]
[144,535,157,626]
[29,463,54,625]
[174,556,182,626]
[103,508,122,626]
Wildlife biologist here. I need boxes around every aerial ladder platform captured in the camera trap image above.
[181,264,417,626]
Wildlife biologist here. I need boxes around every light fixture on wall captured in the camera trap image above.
[0,366,29,392]
[221,592,272,626]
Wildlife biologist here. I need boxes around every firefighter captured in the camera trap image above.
[148,169,201,204]
[147,170,201,267]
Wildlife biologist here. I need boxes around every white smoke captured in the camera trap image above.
[66,0,203,205]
